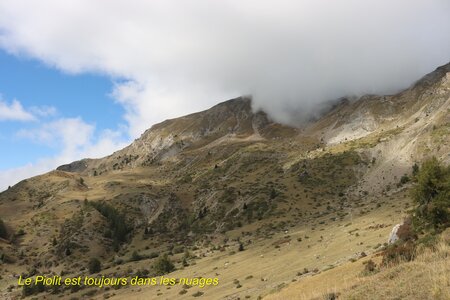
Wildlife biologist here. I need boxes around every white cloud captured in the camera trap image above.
[30,105,57,117]
[111,80,237,137]
[0,98,35,121]
[0,0,449,190]
[0,161,57,191]
[0,117,129,191]
[17,117,94,149]
[0,96,57,121]
[16,117,129,159]
[0,0,448,132]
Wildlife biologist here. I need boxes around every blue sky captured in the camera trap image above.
[0,50,125,170]
[0,0,449,191]
[0,50,123,128]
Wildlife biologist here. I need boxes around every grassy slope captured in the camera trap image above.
[0,186,411,300]
[99,195,409,300]
[265,230,450,300]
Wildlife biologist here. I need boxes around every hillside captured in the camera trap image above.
[265,229,450,300]
[0,62,449,300]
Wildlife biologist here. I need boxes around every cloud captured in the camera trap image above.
[111,79,236,137]
[0,161,56,191]
[0,117,128,191]
[0,0,449,130]
[0,1,449,189]
[17,117,95,149]
[16,117,129,159]
[0,96,57,121]
[0,98,35,121]
[29,105,57,117]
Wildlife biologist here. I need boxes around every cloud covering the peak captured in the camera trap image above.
[1,0,449,130]
[0,0,449,191]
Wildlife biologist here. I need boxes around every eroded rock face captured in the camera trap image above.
[388,223,401,244]
[57,159,90,172]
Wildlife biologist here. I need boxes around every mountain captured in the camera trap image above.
[0,62,449,300]
[57,97,298,174]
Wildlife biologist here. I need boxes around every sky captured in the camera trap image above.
[0,0,449,191]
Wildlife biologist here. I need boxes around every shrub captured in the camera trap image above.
[131,251,143,261]
[22,281,46,297]
[88,201,130,248]
[412,157,450,230]
[88,258,101,274]
[399,174,410,185]
[182,257,188,267]
[0,218,7,239]
[82,289,97,297]
[220,187,237,204]
[412,163,419,177]
[396,219,416,242]
[363,259,377,273]
[135,268,150,278]
[153,254,175,275]
[173,246,184,254]
[381,242,415,266]
[323,292,339,300]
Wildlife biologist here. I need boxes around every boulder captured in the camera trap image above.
[388,223,401,244]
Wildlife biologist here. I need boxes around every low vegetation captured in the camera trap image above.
[0,218,7,239]
[412,157,450,231]
[267,157,450,300]
[342,232,450,300]
[382,158,449,265]
[87,200,131,250]
[88,257,102,274]
[153,254,175,275]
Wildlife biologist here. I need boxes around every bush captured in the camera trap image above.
[153,254,175,275]
[412,157,450,230]
[412,163,419,176]
[399,174,410,185]
[172,246,184,254]
[381,242,415,266]
[396,219,416,242]
[323,292,339,300]
[88,258,101,274]
[131,251,143,261]
[192,291,204,297]
[182,257,188,267]
[0,218,7,239]
[363,259,377,274]
[88,201,130,248]
[270,188,279,199]
[22,281,46,297]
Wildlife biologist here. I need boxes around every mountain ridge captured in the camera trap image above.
[56,62,450,177]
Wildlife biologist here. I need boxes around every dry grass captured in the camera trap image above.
[266,230,450,300]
